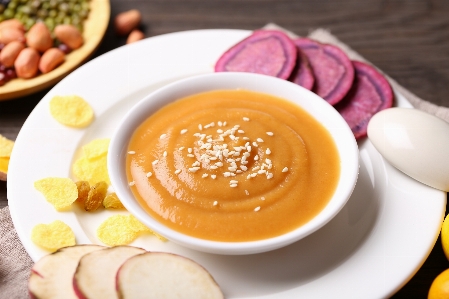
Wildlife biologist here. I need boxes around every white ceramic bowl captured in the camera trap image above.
[108,72,359,255]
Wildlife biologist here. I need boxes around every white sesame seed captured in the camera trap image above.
[266,173,273,179]
[192,161,200,167]
[240,165,248,171]
[211,175,217,179]
[282,167,289,172]
[180,129,188,134]
[230,180,238,184]
[257,138,264,143]
[258,169,266,174]
[187,154,195,158]
[163,151,167,157]
[243,137,250,140]
[228,167,237,172]
[223,121,227,126]
[224,172,231,177]
[245,190,249,195]
[252,142,258,147]
[252,166,260,171]
[210,165,218,170]
[189,167,200,172]
[230,183,238,188]
[230,173,236,176]
[254,155,259,161]
[261,197,265,200]
[202,174,208,178]
[178,147,185,151]
[198,124,203,130]
[152,160,159,165]
[247,146,252,152]
[243,117,250,121]
[218,121,223,127]
[160,134,167,139]
[247,174,251,179]
[217,129,224,133]
[265,158,272,164]
[266,132,274,136]
[128,181,135,186]
[128,151,136,154]
[213,201,218,206]
[254,206,260,212]
[175,169,181,174]
[265,148,271,155]
[238,130,245,134]
[146,172,152,177]
[241,161,249,165]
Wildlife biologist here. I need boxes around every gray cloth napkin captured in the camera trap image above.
[1,26,447,298]
[0,207,33,299]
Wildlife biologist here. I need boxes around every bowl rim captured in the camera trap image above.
[108,72,359,255]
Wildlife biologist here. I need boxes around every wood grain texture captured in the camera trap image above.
[1,0,448,297]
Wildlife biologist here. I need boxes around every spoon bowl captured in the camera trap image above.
[367,107,449,192]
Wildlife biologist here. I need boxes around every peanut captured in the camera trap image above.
[0,41,25,67]
[39,48,65,74]
[14,48,40,79]
[26,22,53,52]
[126,29,145,44]
[54,25,84,50]
[114,9,141,36]
[0,27,25,44]
[0,19,25,32]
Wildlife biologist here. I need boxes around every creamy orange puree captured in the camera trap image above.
[126,90,340,242]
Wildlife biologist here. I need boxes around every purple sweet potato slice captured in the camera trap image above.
[293,38,354,105]
[288,48,315,90]
[335,60,394,139]
[215,30,297,80]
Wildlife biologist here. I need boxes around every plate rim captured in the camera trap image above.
[7,28,447,298]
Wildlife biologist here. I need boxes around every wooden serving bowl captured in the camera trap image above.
[0,0,110,101]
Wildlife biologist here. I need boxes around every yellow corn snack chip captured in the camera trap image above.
[96,215,139,246]
[102,193,125,209]
[49,95,94,128]
[97,214,166,246]
[82,138,110,160]
[129,215,167,241]
[73,155,110,186]
[31,220,76,252]
[34,177,78,211]
[72,139,111,186]
[0,134,14,158]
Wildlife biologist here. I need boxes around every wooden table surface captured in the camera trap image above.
[1,0,448,297]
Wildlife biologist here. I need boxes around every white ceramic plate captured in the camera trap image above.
[8,29,446,299]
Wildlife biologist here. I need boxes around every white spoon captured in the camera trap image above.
[367,107,449,192]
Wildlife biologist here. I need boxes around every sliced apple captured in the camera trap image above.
[28,245,104,299]
[117,252,224,299]
[73,245,146,299]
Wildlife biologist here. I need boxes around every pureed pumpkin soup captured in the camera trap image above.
[126,89,340,242]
